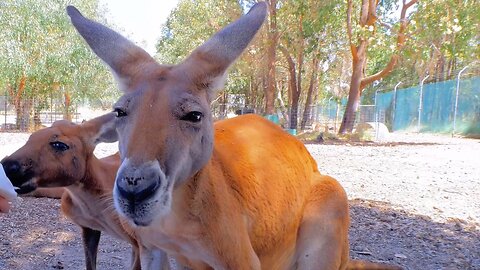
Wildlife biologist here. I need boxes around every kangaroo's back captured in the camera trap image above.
[212,114,317,256]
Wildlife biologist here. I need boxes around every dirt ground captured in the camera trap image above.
[0,131,479,270]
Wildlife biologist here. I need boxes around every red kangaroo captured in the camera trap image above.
[67,2,402,270]
[1,113,170,270]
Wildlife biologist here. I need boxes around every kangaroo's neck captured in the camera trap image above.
[173,154,231,219]
[76,154,117,194]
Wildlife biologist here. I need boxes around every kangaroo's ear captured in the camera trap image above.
[67,6,157,92]
[179,2,267,100]
[81,113,118,146]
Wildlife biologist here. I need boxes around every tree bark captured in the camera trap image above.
[301,57,320,129]
[264,0,278,115]
[33,108,42,129]
[294,23,304,130]
[279,46,302,130]
[63,91,72,121]
[340,50,366,134]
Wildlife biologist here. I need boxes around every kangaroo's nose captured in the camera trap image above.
[115,160,164,203]
[2,160,21,176]
[116,177,160,202]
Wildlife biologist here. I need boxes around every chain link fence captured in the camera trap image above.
[374,76,480,135]
[0,95,95,132]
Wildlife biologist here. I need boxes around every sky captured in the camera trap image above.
[98,0,179,55]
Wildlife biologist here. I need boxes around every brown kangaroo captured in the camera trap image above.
[67,2,402,270]
[1,113,169,270]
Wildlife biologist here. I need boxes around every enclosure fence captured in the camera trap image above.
[286,75,479,136]
[0,96,83,131]
[375,76,480,135]
[1,75,479,135]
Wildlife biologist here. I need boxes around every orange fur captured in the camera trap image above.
[128,115,401,269]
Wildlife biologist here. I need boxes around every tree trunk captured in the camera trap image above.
[264,0,278,115]
[33,108,42,130]
[9,76,27,130]
[339,53,366,133]
[64,91,72,121]
[279,46,300,130]
[301,57,320,129]
[20,99,32,131]
[290,97,299,129]
[15,104,22,130]
[276,84,289,127]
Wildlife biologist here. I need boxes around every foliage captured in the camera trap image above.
[369,0,479,91]
[0,0,117,129]
[156,0,242,64]
[2,0,477,131]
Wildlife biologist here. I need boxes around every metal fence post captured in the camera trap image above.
[392,81,402,131]
[374,89,380,140]
[335,102,340,133]
[452,65,470,135]
[4,89,7,129]
[328,96,333,129]
[417,75,429,132]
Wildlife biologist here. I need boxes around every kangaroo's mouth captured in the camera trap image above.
[114,194,156,227]
[15,184,36,194]
[6,171,38,194]
[12,178,38,194]
[113,179,173,228]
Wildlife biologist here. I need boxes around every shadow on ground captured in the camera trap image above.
[1,197,479,270]
[0,197,131,270]
[349,199,480,270]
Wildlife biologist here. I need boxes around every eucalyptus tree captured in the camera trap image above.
[262,0,279,116]
[396,0,479,84]
[274,0,346,130]
[0,0,113,130]
[299,1,347,130]
[338,0,418,134]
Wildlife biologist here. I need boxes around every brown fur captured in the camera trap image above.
[23,187,65,198]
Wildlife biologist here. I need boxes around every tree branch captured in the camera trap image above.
[366,0,378,25]
[361,0,417,88]
[347,0,358,60]
[361,55,399,88]
[360,0,369,26]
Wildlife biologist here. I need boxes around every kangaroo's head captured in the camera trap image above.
[1,113,117,193]
[67,3,267,226]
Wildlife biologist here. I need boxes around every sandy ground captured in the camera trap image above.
[0,131,479,270]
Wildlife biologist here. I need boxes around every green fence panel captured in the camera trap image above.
[455,77,480,134]
[376,76,480,134]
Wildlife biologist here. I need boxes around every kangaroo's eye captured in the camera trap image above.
[181,111,203,123]
[50,141,69,152]
[113,108,127,117]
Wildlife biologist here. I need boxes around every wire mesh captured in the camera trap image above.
[376,76,480,134]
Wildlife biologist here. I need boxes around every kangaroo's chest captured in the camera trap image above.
[133,214,217,267]
[62,189,131,242]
